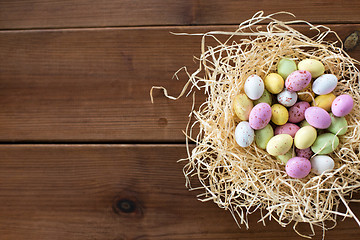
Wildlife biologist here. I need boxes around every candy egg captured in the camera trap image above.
[235,121,255,147]
[233,94,253,121]
[264,73,284,94]
[254,89,273,106]
[298,59,325,78]
[271,104,289,125]
[285,70,311,92]
[312,93,336,112]
[255,124,274,149]
[277,149,293,164]
[305,107,331,129]
[244,74,264,100]
[286,157,311,179]
[299,119,311,127]
[311,155,335,175]
[296,147,313,159]
[298,83,315,102]
[266,134,293,156]
[294,126,317,149]
[249,103,272,130]
[288,101,310,123]
[311,133,339,154]
[328,114,348,135]
[312,74,338,95]
[277,89,298,107]
[331,94,354,117]
[277,58,297,79]
[274,123,300,138]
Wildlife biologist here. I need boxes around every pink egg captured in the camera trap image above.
[295,147,313,159]
[331,94,354,117]
[249,103,272,130]
[274,123,300,138]
[285,157,311,178]
[305,107,331,129]
[285,70,312,92]
[288,101,310,123]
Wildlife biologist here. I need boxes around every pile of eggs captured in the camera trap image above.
[234,58,354,179]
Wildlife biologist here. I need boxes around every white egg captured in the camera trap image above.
[310,155,335,175]
[312,74,338,95]
[277,89,298,107]
[244,75,264,100]
[235,121,255,147]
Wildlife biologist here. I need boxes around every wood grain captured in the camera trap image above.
[0,144,359,239]
[0,25,359,142]
[0,0,360,29]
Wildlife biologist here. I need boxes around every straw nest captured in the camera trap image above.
[151,12,360,238]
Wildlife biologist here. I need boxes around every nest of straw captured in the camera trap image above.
[152,12,360,238]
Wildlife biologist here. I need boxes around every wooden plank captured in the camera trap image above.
[0,25,359,142]
[0,144,359,239]
[1,0,360,29]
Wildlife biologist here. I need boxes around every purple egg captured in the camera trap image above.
[249,103,272,130]
[295,147,313,159]
[274,123,300,138]
[288,101,310,123]
[285,70,312,92]
[286,157,311,178]
[331,94,354,117]
[305,107,331,129]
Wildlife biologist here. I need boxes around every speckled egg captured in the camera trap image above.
[294,126,317,149]
[264,73,284,94]
[285,70,312,92]
[271,104,289,125]
[288,101,310,123]
[244,74,264,100]
[249,103,272,130]
[235,121,255,147]
[295,147,313,159]
[277,58,297,79]
[312,74,338,95]
[311,155,335,175]
[298,59,325,78]
[266,134,293,156]
[331,94,354,117]
[286,157,311,179]
[233,94,253,121]
[305,107,331,129]
[312,93,336,112]
[298,83,315,102]
[277,89,298,107]
[274,123,300,138]
[311,133,339,154]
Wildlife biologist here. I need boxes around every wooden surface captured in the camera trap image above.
[1,1,360,239]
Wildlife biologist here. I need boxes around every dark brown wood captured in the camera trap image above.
[0,25,360,142]
[0,144,358,239]
[1,0,360,29]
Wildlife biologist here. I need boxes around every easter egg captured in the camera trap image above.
[235,121,255,147]
[264,73,284,94]
[249,103,272,130]
[298,83,315,102]
[233,94,254,121]
[286,157,311,178]
[312,74,338,95]
[311,133,339,154]
[285,70,312,92]
[277,89,298,107]
[277,58,297,79]
[277,149,293,164]
[255,124,274,149]
[299,119,311,127]
[331,94,354,117]
[328,114,348,135]
[244,75,264,100]
[310,155,335,175]
[274,123,300,138]
[298,59,325,78]
[312,93,336,112]
[294,126,317,149]
[288,101,310,123]
[266,134,293,156]
[254,89,273,106]
[271,104,289,125]
[305,107,331,129]
[296,147,313,159]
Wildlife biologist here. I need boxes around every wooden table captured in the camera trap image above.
[0,1,360,239]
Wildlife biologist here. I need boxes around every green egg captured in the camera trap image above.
[277,58,297,79]
[311,133,339,154]
[254,89,272,106]
[299,119,311,127]
[276,149,293,164]
[327,114,348,135]
[255,124,274,149]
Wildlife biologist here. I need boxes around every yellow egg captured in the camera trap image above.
[298,83,315,102]
[264,73,284,94]
[312,93,336,112]
[298,59,325,78]
[294,126,317,149]
[271,104,289,125]
[233,94,253,120]
[266,134,293,156]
